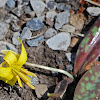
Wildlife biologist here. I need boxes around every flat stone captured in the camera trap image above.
[0,9,7,22]
[6,0,15,8]
[55,11,70,30]
[0,0,7,8]
[47,1,57,10]
[87,7,100,16]
[35,84,48,98]
[64,4,71,12]
[12,32,20,45]
[20,27,32,41]
[70,13,86,31]
[30,0,46,17]
[46,32,71,51]
[46,0,54,4]
[44,28,57,38]
[61,24,75,33]
[26,19,44,31]
[27,36,44,47]
[0,22,8,40]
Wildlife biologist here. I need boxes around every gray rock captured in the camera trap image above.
[0,22,8,40]
[12,32,20,45]
[28,76,39,86]
[61,24,75,33]
[55,0,70,2]
[20,27,32,41]
[35,15,45,22]
[30,0,46,17]
[46,0,54,4]
[0,0,7,8]
[35,84,48,98]
[27,36,44,47]
[6,0,15,8]
[87,7,100,16]
[66,65,73,71]
[24,6,32,13]
[46,32,71,51]
[46,10,57,21]
[47,1,57,10]
[64,4,71,12]
[56,3,65,11]
[4,14,17,24]
[55,11,70,30]
[44,28,57,38]
[26,19,44,31]
[11,21,20,32]
[65,53,71,62]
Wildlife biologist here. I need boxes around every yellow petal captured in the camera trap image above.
[21,68,37,77]
[16,39,27,66]
[0,67,13,80]
[13,68,31,83]
[26,82,35,90]
[3,51,17,66]
[16,75,23,87]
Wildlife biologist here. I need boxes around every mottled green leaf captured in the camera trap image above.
[74,65,100,100]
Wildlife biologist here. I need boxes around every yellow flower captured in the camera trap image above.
[0,39,36,89]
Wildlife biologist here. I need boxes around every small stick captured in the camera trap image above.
[27,33,44,40]
[84,0,100,7]
[25,62,74,79]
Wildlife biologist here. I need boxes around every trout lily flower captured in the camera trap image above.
[0,39,36,89]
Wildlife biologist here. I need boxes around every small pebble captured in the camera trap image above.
[6,0,15,8]
[87,7,100,16]
[0,56,4,64]
[56,3,65,11]
[66,53,71,62]
[66,64,73,71]
[20,27,32,41]
[35,84,48,98]
[28,76,39,86]
[46,0,54,4]
[64,4,71,12]
[44,28,57,38]
[70,37,79,47]
[61,24,75,33]
[0,22,8,40]
[55,11,70,30]
[26,19,44,31]
[30,0,46,17]
[27,36,44,47]
[12,32,20,45]
[46,32,71,51]
[24,6,32,13]
[11,21,20,32]
[47,1,57,10]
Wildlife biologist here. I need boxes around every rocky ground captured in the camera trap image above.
[0,0,100,100]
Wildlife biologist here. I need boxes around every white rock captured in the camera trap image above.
[0,22,8,40]
[0,0,7,8]
[44,28,57,38]
[61,24,75,33]
[55,11,70,30]
[46,10,57,21]
[12,32,20,45]
[35,84,48,98]
[46,32,71,51]
[30,0,46,17]
[20,27,32,41]
[66,53,71,62]
[87,7,100,16]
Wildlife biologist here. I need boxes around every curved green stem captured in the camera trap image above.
[25,62,74,79]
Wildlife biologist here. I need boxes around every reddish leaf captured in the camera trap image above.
[74,16,100,75]
[74,64,100,100]
[47,79,68,98]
